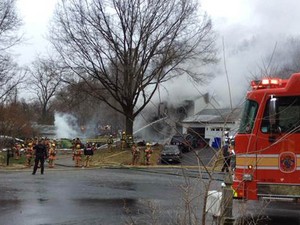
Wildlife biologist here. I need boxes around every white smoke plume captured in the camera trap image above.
[54,112,80,139]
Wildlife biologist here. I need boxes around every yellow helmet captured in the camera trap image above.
[76,144,81,149]
[52,143,56,147]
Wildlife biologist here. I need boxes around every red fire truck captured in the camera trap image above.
[232,73,300,200]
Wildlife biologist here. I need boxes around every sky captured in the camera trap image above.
[200,0,300,107]
[14,0,58,64]
[13,0,300,108]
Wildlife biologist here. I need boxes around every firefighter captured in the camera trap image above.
[131,143,140,165]
[44,137,51,152]
[75,137,82,146]
[71,139,76,160]
[127,135,134,148]
[74,143,83,167]
[144,143,153,165]
[25,143,34,167]
[221,137,231,172]
[92,142,96,151]
[107,135,114,150]
[48,143,57,168]
[229,139,236,172]
[72,138,82,161]
[14,143,21,160]
[83,143,94,168]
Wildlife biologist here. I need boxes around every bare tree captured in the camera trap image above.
[0,0,23,103]
[49,0,217,135]
[0,55,22,102]
[248,36,300,81]
[0,101,34,138]
[27,56,63,124]
[0,0,22,50]
[273,37,300,78]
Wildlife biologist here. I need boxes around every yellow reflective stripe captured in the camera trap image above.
[257,157,278,166]
[236,157,278,167]
[236,165,279,170]
[236,154,300,169]
[236,157,256,166]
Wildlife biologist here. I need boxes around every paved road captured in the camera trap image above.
[1,167,299,225]
[0,167,220,225]
[181,147,218,166]
[157,146,219,167]
[235,199,300,225]
[1,148,300,225]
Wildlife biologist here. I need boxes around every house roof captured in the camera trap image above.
[182,108,243,124]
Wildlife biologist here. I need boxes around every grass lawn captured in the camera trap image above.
[1,146,223,169]
[0,151,27,168]
[0,145,163,168]
[92,145,162,166]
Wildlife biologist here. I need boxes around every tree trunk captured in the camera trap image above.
[125,115,134,137]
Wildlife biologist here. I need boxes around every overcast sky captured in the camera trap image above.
[201,0,300,107]
[15,0,57,64]
[14,0,300,108]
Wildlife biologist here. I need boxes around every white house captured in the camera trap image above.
[181,108,242,147]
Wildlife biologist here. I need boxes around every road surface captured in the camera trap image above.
[1,148,299,225]
[0,167,220,225]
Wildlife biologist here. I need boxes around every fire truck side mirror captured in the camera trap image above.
[269,97,277,126]
[269,97,280,140]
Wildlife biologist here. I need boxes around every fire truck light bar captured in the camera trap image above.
[251,78,284,90]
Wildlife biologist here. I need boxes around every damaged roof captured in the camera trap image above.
[182,108,243,124]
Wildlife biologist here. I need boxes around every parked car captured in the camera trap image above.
[160,145,182,163]
[170,134,195,152]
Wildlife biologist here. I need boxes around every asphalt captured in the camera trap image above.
[1,149,300,225]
